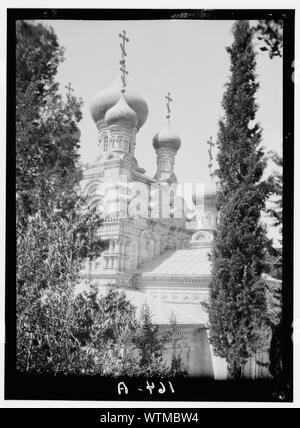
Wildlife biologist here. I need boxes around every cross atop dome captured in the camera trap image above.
[207,136,215,178]
[119,30,129,93]
[165,92,173,120]
[152,92,181,184]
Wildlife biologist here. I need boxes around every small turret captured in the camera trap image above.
[153,93,181,185]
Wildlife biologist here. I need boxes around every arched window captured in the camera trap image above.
[104,136,108,152]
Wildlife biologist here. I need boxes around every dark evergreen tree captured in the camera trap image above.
[267,153,283,380]
[132,305,186,377]
[16,20,82,225]
[132,305,169,375]
[16,20,106,372]
[267,152,283,280]
[253,20,283,59]
[206,21,272,379]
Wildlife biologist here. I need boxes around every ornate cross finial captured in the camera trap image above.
[65,82,74,98]
[207,136,215,177]
[165,92,173,120]
[119,30,129,93]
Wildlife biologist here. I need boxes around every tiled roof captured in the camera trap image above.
[139,248,212,277]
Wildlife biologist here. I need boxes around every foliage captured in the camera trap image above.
[253,20,283,58]
[267,152,283,280]
[15,20,105,374]
[15,20,185,378]
[265,280,282,331]
[16,20,83,226]
[205,21,272,379]
[16,208,105,374]
[269,320,283,381]
[132,306,186,377]
[72,287,139,376]
[133,305,166,369]
[267,153,283,231]
[266,153,283,380]
[18,249,185,376]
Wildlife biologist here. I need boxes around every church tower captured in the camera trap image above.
[81,31,192,287]
[89,31,148,184]
[153,93,181,185]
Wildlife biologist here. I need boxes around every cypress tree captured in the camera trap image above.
[206,20,271,379]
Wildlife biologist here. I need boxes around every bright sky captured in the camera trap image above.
[40,19,282,185]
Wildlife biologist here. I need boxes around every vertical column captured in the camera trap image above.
[103,249,109,270]
[113,257,120,271]
[108,257,113,270]
[123,241,128,271]
[108,240,114,254]
[114,240,121,271]
[119,241,126,271]
[113,240,119,271]
[114,240,120,253]
[107,240,115,270]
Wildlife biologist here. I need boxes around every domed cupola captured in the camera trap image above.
[105,93,138,130]
[153,93,181,185]
[90,76,148,130]
[153,122,181,151]
[91,30,148,163]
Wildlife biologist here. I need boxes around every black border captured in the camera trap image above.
[5,8,294,402]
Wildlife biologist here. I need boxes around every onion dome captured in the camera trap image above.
[105,94,138,129]
[153,123,181,151]
[90,76,148,130]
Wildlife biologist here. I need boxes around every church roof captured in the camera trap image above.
[138,248,212,277]
[153,122,181,151]
[90,76,148,130]
[105,93,138,129]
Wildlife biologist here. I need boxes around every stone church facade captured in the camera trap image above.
[78,71,229,378]
[78,35,275,378]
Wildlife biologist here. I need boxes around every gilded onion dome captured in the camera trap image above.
[90,77,148,130]
[105,93,138,129]
[152,122,181,151]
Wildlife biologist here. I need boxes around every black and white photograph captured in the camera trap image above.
[2,5,297,409]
